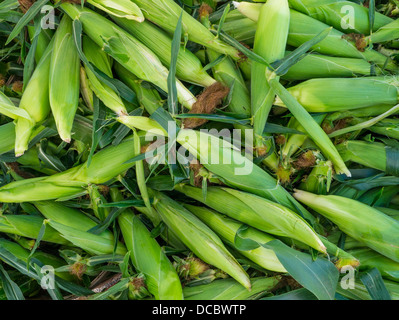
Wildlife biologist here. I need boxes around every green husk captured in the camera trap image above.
[0,215,68,245]
[118,212,183,300]
[47,220,127,256]
[112,17,216,87]
[0,239,73,281]
[283,53,376,80]
[299,160,333,195]
[152,190,251,290]
[294,190,399,263]
[14,37,54,156]
[369,118,399,140]
[282,114,326,160]
[288,0,393,34]
[176,185,326,253]
[27,27,53,64]
[34,201,114,240]
[49,14,81,143]
[0,91,31,121]
[336,140,387,173]
[275,77,399,113]
[0,136,137,203]
[368,19,399,44]
[183,276,281,300]
[251,0,289,159]
[185,204,286,273]
[86,0,144,22]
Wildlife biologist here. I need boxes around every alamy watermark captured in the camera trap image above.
[40,5,55,30]
[40,265,55,290]
[340,265,356,290]
[341,5,356,30]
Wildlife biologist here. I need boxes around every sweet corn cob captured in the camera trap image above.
[234,2,398,71]
[49,15,81,143]
[275,77,399,113]
[14,37,54,156]
[130,0,241,59]
[176,185,326,253]
[61,3,196,110]
[151,190,252,290]
[294,190,399,262]
[118,212,183,300]
[288,0,393,34]
[86,0,144,22]
[0,136,137,202]
[251,0,289,159]
[185,204,286,273]
[184,276,281,300]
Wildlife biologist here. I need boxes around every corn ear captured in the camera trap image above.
[34,201,114,240]
[251,0,289,157]
[294,190,399,263]
[0,136,137,203]
[283,53,377,80]
[0,215,69,245]
[113,17,216,87]
[288,0,393,34]
[152,190,251,290]
[177,185,326,253]
[14,37,54,156]
[275,77,399,113]
[368,19,399,45]
[185,204,286,273]
[47,220,127,256]
[49,15,81,143]
[206,50,250,117]
[27,27,53,63]
[82,36,127,116]
[118,212,183,300]
[184,276,281,300]
[336,140,387,173]
[110,187,186,250]
[86,0,144,22]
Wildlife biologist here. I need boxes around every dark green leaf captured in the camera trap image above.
[360,268,391,300]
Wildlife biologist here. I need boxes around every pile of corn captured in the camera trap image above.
[0,0,398,301]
